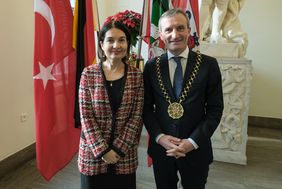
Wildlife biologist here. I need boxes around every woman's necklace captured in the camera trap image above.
[103,61,123,87]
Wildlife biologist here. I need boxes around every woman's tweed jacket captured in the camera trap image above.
[78,63,144,176]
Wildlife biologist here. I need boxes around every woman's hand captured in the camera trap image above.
[101,150,120,164]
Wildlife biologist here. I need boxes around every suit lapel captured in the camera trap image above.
[183,50,196,85]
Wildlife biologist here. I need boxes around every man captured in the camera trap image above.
[143,8,223,189]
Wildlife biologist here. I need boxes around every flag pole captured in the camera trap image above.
[137,0,146,60]
[93,0,100,31]
[135,0,146,71]
[92,0,100,65]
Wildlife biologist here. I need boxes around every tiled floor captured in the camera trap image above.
[0,127,281,189]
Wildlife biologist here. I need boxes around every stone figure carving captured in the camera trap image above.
[212,64,249,151]
[200,0,248,57]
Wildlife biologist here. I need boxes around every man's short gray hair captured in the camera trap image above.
[158,8,190,31]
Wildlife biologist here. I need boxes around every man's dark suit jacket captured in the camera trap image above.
[143,50,224,166]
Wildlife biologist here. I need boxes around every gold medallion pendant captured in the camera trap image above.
[168,102,184,119]
[155,51,202,120]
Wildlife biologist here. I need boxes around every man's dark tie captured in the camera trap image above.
[173,56,183,99]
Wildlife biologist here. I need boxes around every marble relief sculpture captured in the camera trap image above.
[198,0,251,165]
[211,60,252,165]
[213,64,246,151]
[200,0,248,57]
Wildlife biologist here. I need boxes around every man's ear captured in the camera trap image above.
[159,31,164,42]
[187,27,191,35]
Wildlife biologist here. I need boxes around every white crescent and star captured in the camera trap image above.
[34,0,55,47]
[33,62,56,89]
[33,0,56,90]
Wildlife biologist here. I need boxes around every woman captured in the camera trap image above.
[78,21,144,189]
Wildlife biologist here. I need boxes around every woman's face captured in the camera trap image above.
[100,28,128,62]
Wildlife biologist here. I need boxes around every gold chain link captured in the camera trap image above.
[156,50,202,104]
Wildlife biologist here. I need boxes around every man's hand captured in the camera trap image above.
[102,150,120,164]
[178,139,195,154]
[158,135,186,158]
[158,134,182,150]
[166,139,195,158]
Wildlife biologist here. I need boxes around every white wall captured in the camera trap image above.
[240,0,282,118]
[97,0,143,25]
[0,0,35,161]
[0,0,281,161]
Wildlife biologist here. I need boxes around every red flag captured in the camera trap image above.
[172,0,199,37]
[33,0,80,180]
[141,0,151,45]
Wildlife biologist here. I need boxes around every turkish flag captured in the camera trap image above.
[33,0,80,181]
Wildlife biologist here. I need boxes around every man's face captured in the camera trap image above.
[159,14,191,55]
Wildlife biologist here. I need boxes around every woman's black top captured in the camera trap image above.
[106,76,124,114]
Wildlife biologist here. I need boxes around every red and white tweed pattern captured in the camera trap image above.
[78,64,144,175]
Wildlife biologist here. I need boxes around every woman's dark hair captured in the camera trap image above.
[98,21,131,63]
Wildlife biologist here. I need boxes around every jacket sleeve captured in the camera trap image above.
[112,71,144,156]
[142,61,163,140]
[189,57,224,147]
[79,69,110,158]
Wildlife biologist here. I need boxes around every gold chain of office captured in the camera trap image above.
[156,50,202,119]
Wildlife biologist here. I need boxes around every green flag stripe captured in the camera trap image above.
[150,0,169,44]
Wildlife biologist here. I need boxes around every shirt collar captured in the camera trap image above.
[167,46,189,60]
